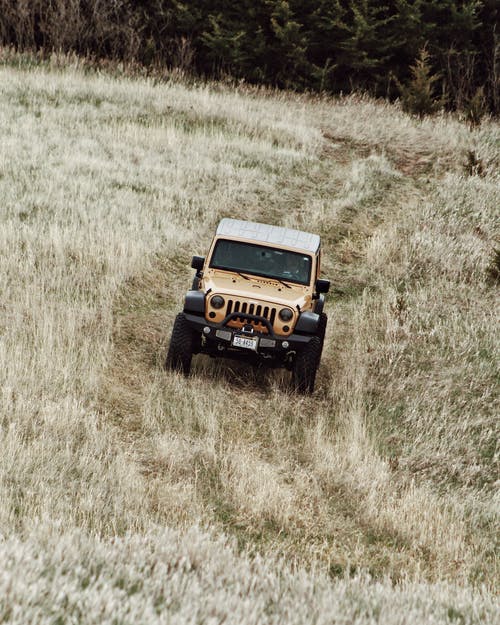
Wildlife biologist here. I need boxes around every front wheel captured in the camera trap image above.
[317,312,328,358]
[165,313,194,375]
[292,336,321,394]
[316,313,328,343]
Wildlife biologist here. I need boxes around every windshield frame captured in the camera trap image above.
[208,238,313,286]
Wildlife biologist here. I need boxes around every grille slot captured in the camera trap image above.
[224,298,277,332]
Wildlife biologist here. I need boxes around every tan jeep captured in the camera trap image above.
[165,218,330,393]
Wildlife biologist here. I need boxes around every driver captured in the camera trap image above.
[283,255,303,280]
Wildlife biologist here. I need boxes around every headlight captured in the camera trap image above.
[211,295,225,309]
[279,308,293,322]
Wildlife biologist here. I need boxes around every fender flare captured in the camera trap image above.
[184,290,205,314]
[295,310,319,334]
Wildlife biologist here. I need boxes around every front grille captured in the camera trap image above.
[225,298,277,331]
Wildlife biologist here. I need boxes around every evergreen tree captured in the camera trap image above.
[296,0,349,91]
[267,1,309,88]
[398,46,441,117]
[383,1,427,94]
[421,0,482,109]
[335,1,396,93]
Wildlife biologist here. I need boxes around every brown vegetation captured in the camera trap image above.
[0,57,498,622]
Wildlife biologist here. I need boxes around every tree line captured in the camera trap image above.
[0,0,498,114]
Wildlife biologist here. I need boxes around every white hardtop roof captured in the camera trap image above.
[216,218,320,254]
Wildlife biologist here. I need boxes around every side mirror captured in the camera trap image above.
[191,256,205,271]
[316,279,330,294]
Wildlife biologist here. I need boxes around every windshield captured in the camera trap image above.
[209,239,312,285]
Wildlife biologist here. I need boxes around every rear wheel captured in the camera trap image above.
[292,336,321,394]
[165,313,194,375]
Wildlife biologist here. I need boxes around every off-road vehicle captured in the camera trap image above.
[165,218,330,393]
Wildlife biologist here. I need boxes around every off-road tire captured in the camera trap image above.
[292,336,321,394]
[317,312,328,357]
[317,312,327,342]
[165,313,194,375]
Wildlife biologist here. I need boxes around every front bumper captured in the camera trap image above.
[184,312,313,362]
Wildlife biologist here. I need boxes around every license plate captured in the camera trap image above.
[232,335,258,351]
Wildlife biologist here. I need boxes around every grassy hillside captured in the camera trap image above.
[0,57,498,623]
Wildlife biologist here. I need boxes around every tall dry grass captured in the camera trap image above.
[0,58,498,622]
[1,526,498,625]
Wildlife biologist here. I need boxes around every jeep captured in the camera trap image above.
[165,218,330,393]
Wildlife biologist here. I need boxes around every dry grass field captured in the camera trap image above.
[0,54,498,623]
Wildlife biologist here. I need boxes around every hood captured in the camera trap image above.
[202,270,311,311]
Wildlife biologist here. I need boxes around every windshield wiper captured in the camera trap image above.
[235,271,252,281]
[273,277,292,289]
[226,267,292,288]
